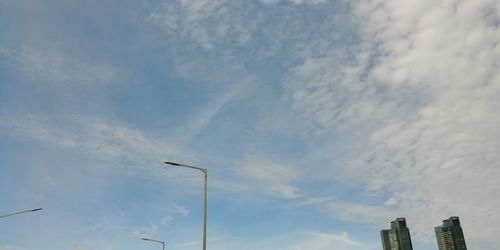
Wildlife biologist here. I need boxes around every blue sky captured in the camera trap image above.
[1,0,499,249]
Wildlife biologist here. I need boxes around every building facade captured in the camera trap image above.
[435,217,467,250]
[380,218,414,250]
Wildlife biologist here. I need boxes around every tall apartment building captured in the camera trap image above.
[435,217,467,250]
[380,218,414,250]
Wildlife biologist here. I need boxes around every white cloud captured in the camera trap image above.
[281,0,500,247]
[147,0,253,50]
[160,203,189,224]
[176,238,218,248]
[326,201,392,222]
[0,111,291,199]
[2,46,115,86]
[201,230,370,250]
[205,155,301,199]
[0,112,186,177]
[238,157,300,198]
[290,231,365,250]
[90,220,158,239]
[260,0,326,5]
[132,224,159,239]
[352,0,500,245]
[169,204,189,216]
[175,77,255,144]
[2,0,498,248]
[176,240,199,247]
[160,215,173,225]
[289,0,326,5]
[300,196,398,225]
[383,197,398,206]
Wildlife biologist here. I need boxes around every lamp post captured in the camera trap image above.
[0,208,43,219]
[164,161,207,250]
[141,237,165,250]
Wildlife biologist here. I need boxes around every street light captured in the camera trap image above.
[141,237,165,250]
[164,161,208,250]
[0,208,43,219]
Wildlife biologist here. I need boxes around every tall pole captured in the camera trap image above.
[164,161,208,250]
[0,208,42,219]
[203,168,207,250]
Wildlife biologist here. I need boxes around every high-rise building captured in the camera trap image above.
[380,218,414,250]
[435,217,467,250]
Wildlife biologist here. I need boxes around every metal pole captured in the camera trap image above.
[164,161,208,250]
[203,169,207,250]
[0,208,42,219]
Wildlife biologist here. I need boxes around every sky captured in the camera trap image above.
[0,0,499,249]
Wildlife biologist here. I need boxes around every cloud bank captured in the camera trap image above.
[284,0,500,247]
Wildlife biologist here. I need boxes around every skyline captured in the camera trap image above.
[1,0,500,250]
[380,217,469,250]
[0,209,470,250]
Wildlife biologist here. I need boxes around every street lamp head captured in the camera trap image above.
[164,161,181,166]
[141,237,165,250]
[163,161,207,174]
[0,207,43,219]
